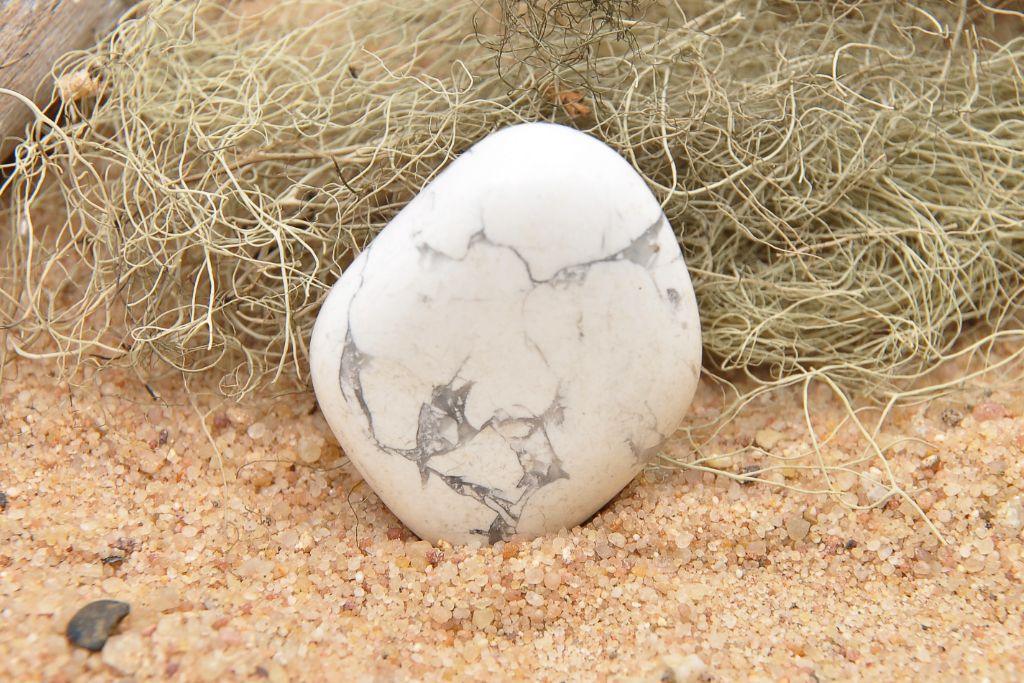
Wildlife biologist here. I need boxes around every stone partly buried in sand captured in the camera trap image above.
[66,599,131,651]
[311,122,702,545]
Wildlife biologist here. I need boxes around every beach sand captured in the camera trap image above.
[1,345,1022,682]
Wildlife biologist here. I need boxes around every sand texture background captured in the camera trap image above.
[1,344,1022,682]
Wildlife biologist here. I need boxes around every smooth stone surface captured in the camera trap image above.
[310,122,702,545]
[66,599,131,652]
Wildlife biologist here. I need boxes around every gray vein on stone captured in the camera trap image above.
[335,211,685,541]
[415,214,672,289]
[338,325,570,541]
[622,400,665,466]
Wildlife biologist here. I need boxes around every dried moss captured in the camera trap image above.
[1,0,1022,406]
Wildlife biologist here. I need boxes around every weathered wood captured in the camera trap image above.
[0,0,132,161]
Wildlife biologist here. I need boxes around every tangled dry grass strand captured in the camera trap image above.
[1,0,1022,404]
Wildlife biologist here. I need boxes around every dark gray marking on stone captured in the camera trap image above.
[336,212,682,541]
[643,400,667,440]
[522,334,553,378]
[623,401,669,466]
[414,215,670,288]
[546,214,667,286]
[339,315,377,441]
[625,437,656,463]
[613,215,663,269]
[408,371,476,485]
[338,322,570,540]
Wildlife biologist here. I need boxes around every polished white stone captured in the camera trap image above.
[310,122,701,545]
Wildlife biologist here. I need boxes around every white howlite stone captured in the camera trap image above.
[310,122,701,545]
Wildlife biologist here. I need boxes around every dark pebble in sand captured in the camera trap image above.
[0,491,7,511]
[66,599,131,651]
[941,407,964,428]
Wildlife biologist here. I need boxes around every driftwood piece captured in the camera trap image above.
[0,0,132,161]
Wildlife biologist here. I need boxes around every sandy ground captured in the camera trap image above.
[1,345,1022,682]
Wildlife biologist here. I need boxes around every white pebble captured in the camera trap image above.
[310,122,702,545]
[247,422,267,440]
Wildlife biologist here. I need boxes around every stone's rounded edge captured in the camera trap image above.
[308,250,381,521]
[473,122,653,204]
[473,122,631,173]
[308,258,356,437]
[465,123,675,281]
[472,121,604,155]
[472,121,664,213]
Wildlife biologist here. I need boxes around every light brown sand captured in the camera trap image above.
[1,350,1022,682]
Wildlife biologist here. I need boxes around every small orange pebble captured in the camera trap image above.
[542,84,592,118]
[973,401,1007,422]
[822,535,845,555]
